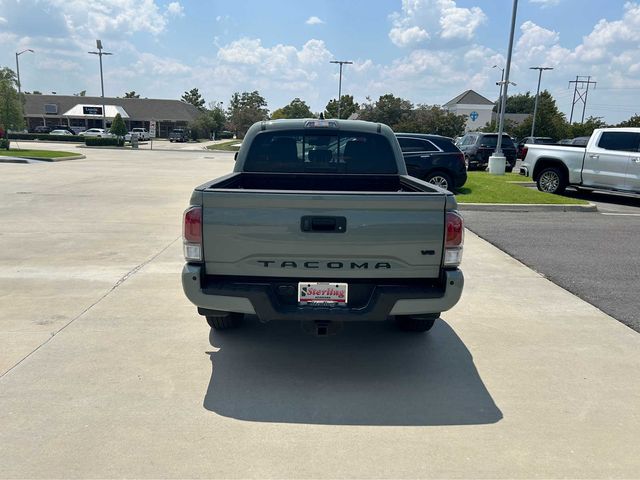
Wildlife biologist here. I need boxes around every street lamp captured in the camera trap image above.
[529,66,553,138]
[88,39,113,130]
[15,49,34,95]
[492,65,504,130]
[490,0,519,175]
[330,60,353,119]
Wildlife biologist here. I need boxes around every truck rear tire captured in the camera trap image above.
[396,315,438,332]
[206,313,242,330]
[537,167,567,194]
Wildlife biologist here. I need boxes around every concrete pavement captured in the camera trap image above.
[1,147,639,478]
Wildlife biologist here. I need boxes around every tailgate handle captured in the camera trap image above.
[301,216,346,233]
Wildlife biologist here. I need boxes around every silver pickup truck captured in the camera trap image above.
[521,128,640,194]
[181,119,464,334]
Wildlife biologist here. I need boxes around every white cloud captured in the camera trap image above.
[166,2,184,17]
[48,0,183,37]
[305,16,324,25]
[438,2,486,40]
[298,39,331,64]
[0,16,7,25]
[389,0,486,46]
[389,26,429,47]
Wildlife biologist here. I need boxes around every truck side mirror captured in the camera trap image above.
[234,152,238,161]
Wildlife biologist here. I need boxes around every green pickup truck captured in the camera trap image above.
[182,119,464,335]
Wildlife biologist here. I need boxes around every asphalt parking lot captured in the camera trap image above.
[1,145,640,478]
[464,197,640,332]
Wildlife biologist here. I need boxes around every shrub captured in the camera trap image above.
[85,137,124,147]
[7,133,84,142]
[0,138,9,150]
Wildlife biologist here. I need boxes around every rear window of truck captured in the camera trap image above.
[243,130,398,174]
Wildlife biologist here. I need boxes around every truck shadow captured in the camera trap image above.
[203,318,502,426]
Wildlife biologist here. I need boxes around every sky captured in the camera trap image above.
[1,0,639,124]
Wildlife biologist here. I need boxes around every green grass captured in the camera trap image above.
[456,172,589,204]
[206,140,242,151]
[0,149,76,159]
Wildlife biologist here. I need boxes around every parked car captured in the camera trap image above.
[78,128,112,138]
[558,136,590,146]
[516,136,554,159]
[181,119,464,334]
[395,133,467,191]
[125,128,150,141]
[32,125,52,134]
[217,130,234,139]
[49,129,74,136]
[169,128,189,142]
[50,126,76,135]
[457,132,517,171]
[521,127,640,194]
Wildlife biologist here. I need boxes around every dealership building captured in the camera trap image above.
[23,94,201,137]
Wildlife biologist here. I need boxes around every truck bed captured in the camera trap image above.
[197,172,443,193]
[192,172,453,280]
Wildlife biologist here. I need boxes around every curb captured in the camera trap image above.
[0,154,86,163]
[458,202,597,212]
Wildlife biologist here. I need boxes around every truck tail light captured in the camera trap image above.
[444,211,464,267]
[522,147,528,161]
[183,206,202,262]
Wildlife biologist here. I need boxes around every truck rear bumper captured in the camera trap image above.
[182,264,464,321]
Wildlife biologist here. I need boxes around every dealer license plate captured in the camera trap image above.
[298,282,348,305]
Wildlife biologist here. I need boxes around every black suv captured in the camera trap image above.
[457,133,517,172]
[395,133,467,191]
[516,136,554,159]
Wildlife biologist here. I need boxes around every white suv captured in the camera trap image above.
[79,128,112,138]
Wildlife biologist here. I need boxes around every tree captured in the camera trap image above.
[74,90,86,97]
[124,91,140,98]
[357,94,413,128]
[227,91,269,138]
[324,95,359,120]
[394,105,467,138]
[567,116,607,138]
[616,114,640,128]
[109,113,127,145]
[0,67,24,133]
[509,91,568,140]
[498,91,536,113]
[271,98,314,119]
[181,88,205,110]
[189,101,227,139]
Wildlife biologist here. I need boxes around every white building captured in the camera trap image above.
[443,90,495,133]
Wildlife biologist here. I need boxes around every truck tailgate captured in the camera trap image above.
[201,191,446,279]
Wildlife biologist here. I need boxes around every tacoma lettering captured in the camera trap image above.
[256,260,392,269]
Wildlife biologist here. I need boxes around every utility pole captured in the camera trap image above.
[15,49,34,96]
[330,60,353,119]
[568,75,597,123]
[490,0,519,176]
[530,66,553,137]
[492,65,504,131]
[88,40,113,130]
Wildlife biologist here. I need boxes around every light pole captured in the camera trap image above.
[529,66,553,138]
[492,65,504,131]
[15,49,34,96]
[489,0,519,175]
[88,40,112,130]
[330,60,353,119]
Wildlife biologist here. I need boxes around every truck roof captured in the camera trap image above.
[256,118,388,134]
